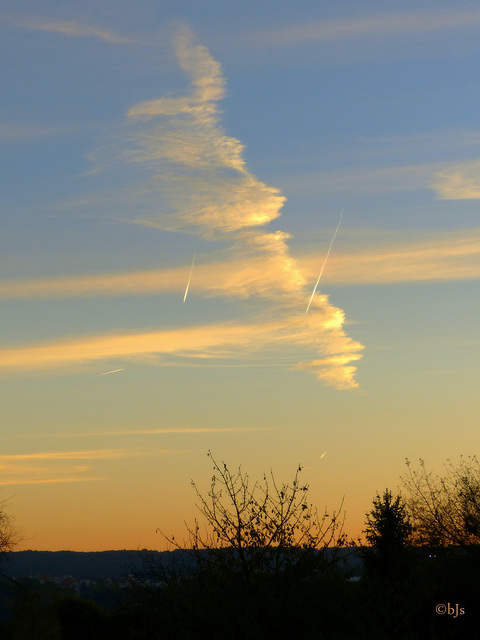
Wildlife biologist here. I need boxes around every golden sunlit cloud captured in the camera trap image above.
[125,28,286,235]
[0,28,363,389]
[295,354,364,390]
[0,238,306,300]
[0,323,255,370]
[93,28,364,387]
[0,313,363,391]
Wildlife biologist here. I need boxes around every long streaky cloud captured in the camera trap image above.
[69,427,267,437]
[2,227,479,300]
[0,448,171,461]
[0,477,107,486]
[1,427,268,440]
[0,447,181,486]
[0,316,364,388]
[0,122,90,143]
[4,16,137,44]
[235,7,480,48]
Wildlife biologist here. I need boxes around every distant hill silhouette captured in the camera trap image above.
[1,550,158,580]
[2,548,362,581]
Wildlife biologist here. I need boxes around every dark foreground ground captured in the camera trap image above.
[1,547,478,639]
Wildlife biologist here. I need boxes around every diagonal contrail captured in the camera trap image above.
[305,209,344,314]
[183,244,197,303]
[95,368,124,377]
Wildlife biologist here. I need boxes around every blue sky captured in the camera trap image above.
[1,1,479,550]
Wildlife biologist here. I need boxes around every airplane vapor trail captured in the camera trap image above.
[305,209,344,314]
[183,245,197,303]
[96,368,124,377]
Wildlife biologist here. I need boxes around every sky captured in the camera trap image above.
[1,0,480,551]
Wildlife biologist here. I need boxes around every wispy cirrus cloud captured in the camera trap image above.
[282,162,442,196]
[120,27,363,388]
[0,122,93,143]
[125,27,286,235]
[431,160,480,199]
[276,155,480,201]
[0,448,173,486]
[232,7,480,48]
[3,15,138,44]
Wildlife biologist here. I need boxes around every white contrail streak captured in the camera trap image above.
[320,450,327,460]
[183,245,197,303]
[305,209,344,314]
[95,368,124,377]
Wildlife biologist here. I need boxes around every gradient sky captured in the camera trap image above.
[1,0,480,551]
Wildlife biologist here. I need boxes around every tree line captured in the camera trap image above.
[1,453,479,639]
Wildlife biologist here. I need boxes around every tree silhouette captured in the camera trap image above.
[361,489,412,580]
[402,456,480,549]
[0,498,19,560]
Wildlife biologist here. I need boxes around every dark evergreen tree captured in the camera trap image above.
[360,490,419,640]
[362,489,413,580]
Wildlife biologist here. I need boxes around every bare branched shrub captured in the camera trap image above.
[402,456,480,548]
[0,498,20,558]
[161,451,345,583]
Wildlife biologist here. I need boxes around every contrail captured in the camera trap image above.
[305,209,344,314]
[320,450,327,460]
[183,244,197,303]
[95,368,124,377]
